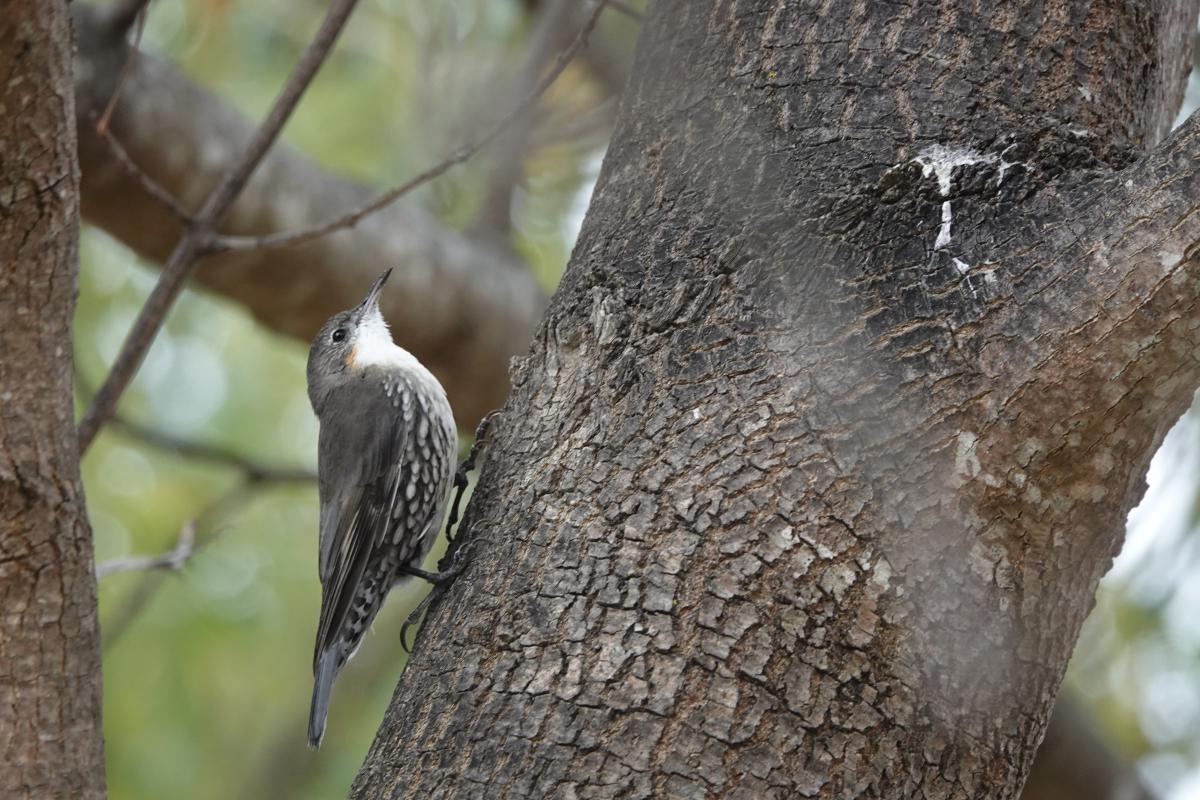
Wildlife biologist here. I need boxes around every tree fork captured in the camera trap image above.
[355,0,1200,797]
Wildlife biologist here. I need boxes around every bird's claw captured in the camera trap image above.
[399,544,472,653]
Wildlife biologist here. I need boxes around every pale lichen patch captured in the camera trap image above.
[819,563,859,601]
[870,557,893,589]
[1091,450,1115,477]
[955,431,981,479]
[935,201,953,250]
[1013,438,1044,468]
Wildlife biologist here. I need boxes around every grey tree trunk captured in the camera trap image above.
[353,1,1200,798]
[0,2,106,798]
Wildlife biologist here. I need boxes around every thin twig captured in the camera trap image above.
[96,520,196,579]
[211,0,609,253]
[76,369,317,482]
[95,0,195,221]
[103,0,155,41]
[101,483,256,649]
[195,2,361,224]
[607,0,644,21]
[476,0,578,233]
[97,1,149,136]
[78,0,362,453]
[99,132,195,222]
[108,415,316,483]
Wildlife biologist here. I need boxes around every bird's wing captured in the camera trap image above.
[312,378,454,665]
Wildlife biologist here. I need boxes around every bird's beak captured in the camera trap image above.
[356,268,392,318]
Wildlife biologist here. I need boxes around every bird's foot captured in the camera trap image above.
[444,410,501,545]
[400,558,466,586]
[399,545,473,653]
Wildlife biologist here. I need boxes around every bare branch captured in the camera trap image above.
[96,520,195,580]
[77,0,362,453]
[197,4,361,225]
[522,0,633,96]
[475,0,582,234]
[107,414,316,483]
[92,1,196,224]
[95,0,147,136]
[211,0,610,253]
[103,0,154,40]
[607,0,644,21]
[101,483,255,649]
[72,6,545,427]
[98,130,194,222]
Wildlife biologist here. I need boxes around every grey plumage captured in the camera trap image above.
[305,269,457,748]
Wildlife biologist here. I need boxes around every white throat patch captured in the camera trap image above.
[351,311,418,371]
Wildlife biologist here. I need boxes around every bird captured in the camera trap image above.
[304,268,458,748]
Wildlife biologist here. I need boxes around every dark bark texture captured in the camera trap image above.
[71,6,545,426]
[0,2,106,798]
[351,1,1200,798]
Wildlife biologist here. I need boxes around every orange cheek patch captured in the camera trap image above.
[344,345,358,368]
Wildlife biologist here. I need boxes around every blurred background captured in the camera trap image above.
[75,1,1199,798]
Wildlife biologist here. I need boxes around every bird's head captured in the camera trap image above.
[307,268,394,411]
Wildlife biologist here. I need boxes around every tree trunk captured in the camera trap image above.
[0,3,106,799]
[353,1,1200,798]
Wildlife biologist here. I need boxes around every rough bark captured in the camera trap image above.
[0,3,106,799]
[351,1,1200,799]
[71,5,545,426]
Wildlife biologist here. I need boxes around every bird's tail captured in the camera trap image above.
[308,650,339,749]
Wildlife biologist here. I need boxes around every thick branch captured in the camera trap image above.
[72,5,546,427]
[1015,106,1200,345]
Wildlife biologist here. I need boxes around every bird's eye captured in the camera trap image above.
[331,328,347,343]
